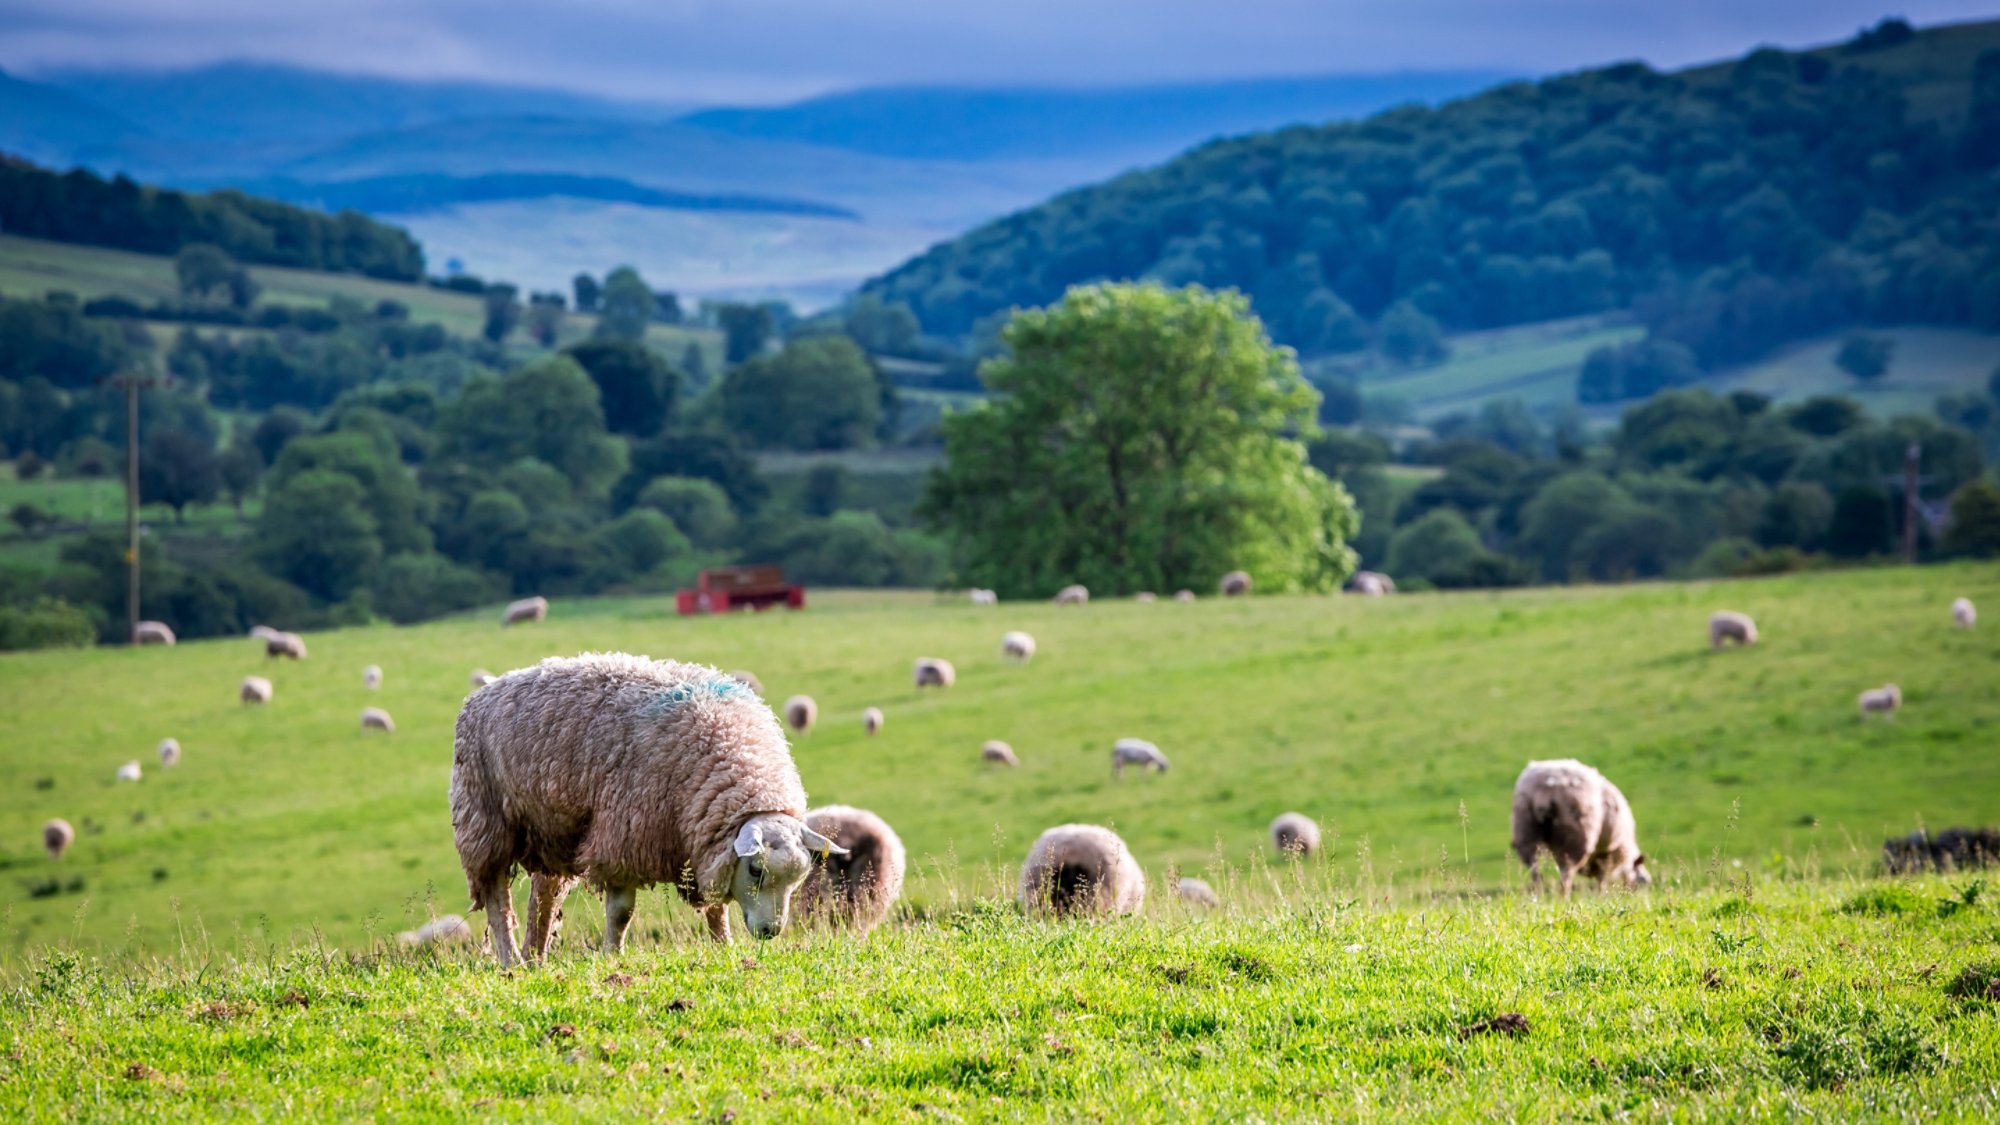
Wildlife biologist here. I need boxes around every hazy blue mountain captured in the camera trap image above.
[676,72,1513,161]
[233,171,858,218]
[0,69,144,166]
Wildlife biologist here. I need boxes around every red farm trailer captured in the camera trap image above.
[675,564,806,615]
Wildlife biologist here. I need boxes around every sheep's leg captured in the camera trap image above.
[703,902,732,943]
[1557,864,1580,897]
[478,879,520,969]
[602,884,639,954]
[524,873,577,961]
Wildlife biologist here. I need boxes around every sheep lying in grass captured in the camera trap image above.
[1350,571,1396,596]
[1708,611,1757,649]
[1001,631,1036,663]
[783,695,817,736]
[1953,597,1976,628]
[266,632,308,660]
[862,707,884,736]
[1054,585,1089,606]
[1882,827,2000,874]
[1220,570,1251,597]
[1858,683,1901,719]
[116,761,141,783]
[969,589,998,606]
[362,707,396,733]
[451,653,846,967]
[1270,812,1321,857]
[794,805,906,936]
[1135,592,1157,603]
[914,658,956,689]
[1112,738,1169,778]
[398,915,474,947]
[728,670,764,696]
[42,819,73,860]
[1176,877,1219,908]
[134,621,176,645]
[364,665,383,691]
[240,676,273,704]
[470,669,496,688]
[1174,589,1195,603]
[502,596,548,627]
[982,740,1019,767]
[1510,759,1650,895]
[1019,824,1145,919]
[157,738,180,767]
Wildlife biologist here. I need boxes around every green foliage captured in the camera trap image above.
[0,294,135,389]
[438,357,627,496]
[843,293,923,356]
[1946,480,2000,556]
[716,302,776,364]
[564,340,680,438]
[589,509,693,586]
[718,336,882,451]
[253,470,383,601]
[593,266,653,344]
[1755,482,1834,550]
[0,596,94,650]
[1826,485,1897,558]
[135,429,221,522]
[266,432,430,555]
[1385,508,1484,584]
[479,286,520,343]
[632,476,737,548]
[1376,300,1448,366]
[1578,339,1702,404]
[1836,334,1895,380]
[571,272,600,313]
[368,553,501,625]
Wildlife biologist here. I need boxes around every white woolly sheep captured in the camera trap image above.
[470,669,496,688]
[502,596,548,627]
[1173,589,1196,603]
[783,694,817,736]
[914,657,956,689]
[794,805,907,936]
[969,588,998,606]
[362,706,396,733]
[982,740,1020,767]
[42,818,74,860]
[1219,570,1252,597]
[1351,571,1396,596]
[266,631,307,660]
[249,624,282,642]
[862,707,884,736]
[1054,584,1089,606]
[116,760,141,783]
[1953,597,1976,629]
[134,620,176,645]
[451,653,845,967]
[1511,759,1651,896]
[1708,610,1757,649]
[729,670,764,696]
[1112,737,1170,778]
[157,738,181,767]
[240,676,273,705]
[1270,812,1321,857]
[1001,631,1036,663]
[1858,683,1902,719]
[1176,876,1219,909]
[398,915,474,946]
[1135,592,1157,603]
[363,664,383,690]
[1019,824,1146,918]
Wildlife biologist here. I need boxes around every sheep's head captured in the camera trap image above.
[725,814,847,940]
[1629,854,1652,886]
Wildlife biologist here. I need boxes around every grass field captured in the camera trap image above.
[1346,317,1643,421]
[1710,328,2000,417]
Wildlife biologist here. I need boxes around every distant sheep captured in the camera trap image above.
[1019,824,1146,919]
[133,621,176,646]
[42,819,74,860]
[1112,737,1169,778]
[1270,812,1321,857]
[862,707,884,736]
[266,632,308,660]
[1054,584,1089,606]
[157,738,181,767]
[1883,827,2000,874]
[982,740,1019,767]
[914,658,956,689]
[451,653,842,966]
[470,669,496,688]
[398,915,474,947]
[1173,590,1195,603]
[1510,759,1650,895]
[1001,631,1036,663]
[794,805,907,936]
[969,588,998,606]
[1176,876,1219,909]
[1858,683,1901,719]
[240,676,273,705]
[116,760,141,783]
[362,706,396,733]
[1351,571,1396,596]
[502,596,548,627]
[783,695,817,736]
[729,670,764,696]
[249,625,283,641]
[1219,570,1251,597]
[1135,592,1157,603]
[363,664,383,691]
[1708,610,1757,649]
[1953,597,1977,629]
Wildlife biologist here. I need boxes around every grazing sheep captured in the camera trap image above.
[1112,737,1169,778]
[1708,610,1757,649]
[362,706,396,733]
[116,760,141,783]
[42,819,74,860]
[133,621,176,645]
[783,695,817,736]
[249,625,282,642]
[1135,592,1157,603]
[398,915,474,946]
[1176,876,1219,909]
[1858,683,1901,719]
[981,740,1020,767]
[794,805,907,936]
[156,738,181,767]
[1019,824,1146,919]
[1001,631,1036,663]
[1510,759,1650,896]
[266,631,308,660]
[470,669,497,688]
[1173,589,1195,603]
[451,653,844,967]
[1219,570,1252,597]
[1054,584,1089,606]
[913,658,956,689]
[240,676,273,705]
[502,596,548,627]
[1351,571,1396,596]
[1882,827,2000,874]
[728,670,764,696]
[969,588,998,606]
[363,664,383,691]
[1953,597,1977,629]
[862,707,884,736]
[1270,812,1321,857]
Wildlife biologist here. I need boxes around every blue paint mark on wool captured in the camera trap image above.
[641,676,748,718]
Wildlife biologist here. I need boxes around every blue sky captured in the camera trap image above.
[1,1,1994,103]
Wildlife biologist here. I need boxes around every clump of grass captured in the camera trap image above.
[1838,884,1925,916]
[1945,962,2000,1001]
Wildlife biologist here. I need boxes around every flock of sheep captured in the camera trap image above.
[35,577,1983,968]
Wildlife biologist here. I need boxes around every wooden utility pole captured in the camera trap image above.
[125,374,142,644]
[1903,442,1920,565]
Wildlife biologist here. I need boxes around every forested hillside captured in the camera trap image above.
[863,19,2000,392]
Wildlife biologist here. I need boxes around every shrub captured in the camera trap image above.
[369,553,503,625]
[0,598,97,651]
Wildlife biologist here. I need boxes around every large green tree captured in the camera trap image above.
[921,283,1357,597]
[438,357,627,496]
[564,340,679,437]
[253,470,383,601]
[718,336,881,451]
[593,266,653,343]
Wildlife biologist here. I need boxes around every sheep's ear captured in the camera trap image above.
[799,824,848,857]
[734,821,766,858]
